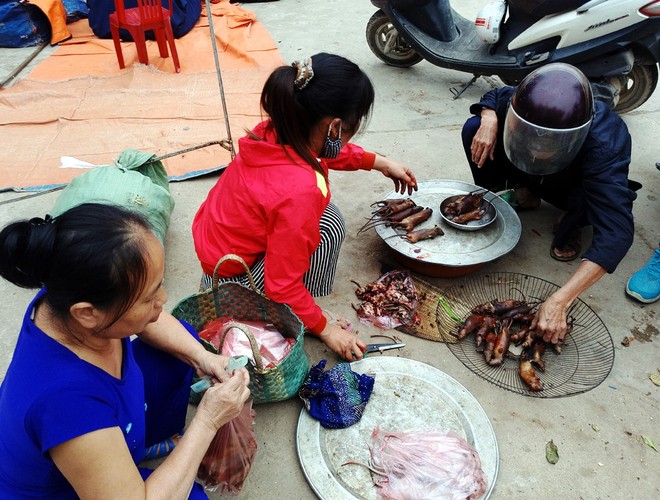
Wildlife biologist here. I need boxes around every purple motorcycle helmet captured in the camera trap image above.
[503,62,594,175]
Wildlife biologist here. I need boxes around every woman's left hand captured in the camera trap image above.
[196,350,232,383]
[373,155,418,195]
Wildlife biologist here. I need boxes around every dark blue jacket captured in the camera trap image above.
[470,87,635,273]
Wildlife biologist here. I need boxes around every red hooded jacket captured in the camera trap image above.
[192,120,375,334]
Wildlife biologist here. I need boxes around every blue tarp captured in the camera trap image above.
[0,0,87,48]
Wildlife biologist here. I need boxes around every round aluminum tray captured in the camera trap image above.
[296,357,498,499]
[374,179,521,267]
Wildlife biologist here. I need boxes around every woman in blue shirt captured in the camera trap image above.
[0,203,250,499]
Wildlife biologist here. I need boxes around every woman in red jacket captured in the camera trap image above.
[193,53,417,361]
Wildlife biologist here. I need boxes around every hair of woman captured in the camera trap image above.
[0,203,154,325]
[260,52,375,175]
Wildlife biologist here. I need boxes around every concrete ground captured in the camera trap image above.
[1,0,658,498]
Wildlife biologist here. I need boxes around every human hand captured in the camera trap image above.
[318,322,367,361]
[373,156,418,195]
[196,369,251,432]
[531,294,569,344]
[471,109,498,168]
[196,350,232,383]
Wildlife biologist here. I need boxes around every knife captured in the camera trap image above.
[364,343,406,355]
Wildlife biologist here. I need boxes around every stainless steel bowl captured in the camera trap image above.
[440,194,498,231]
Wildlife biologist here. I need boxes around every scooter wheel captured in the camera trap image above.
[613,63,658,114]
[366,10,423,68]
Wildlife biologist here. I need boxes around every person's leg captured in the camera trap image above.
[303,202,346,297]
[200,258,266,293]
[544,180,588,261]
[200,203,344,298]
[132,321,197,448]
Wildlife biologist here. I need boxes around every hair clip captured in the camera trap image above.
[292,57,314,90]
[29,215,53,226]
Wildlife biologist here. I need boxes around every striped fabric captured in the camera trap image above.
[200,203,346,298]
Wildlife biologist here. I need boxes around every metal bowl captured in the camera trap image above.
[440,194,497,231]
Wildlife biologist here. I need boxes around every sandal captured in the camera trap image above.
[550,224,582,262]
[144,434,181,460]
[514,186,541,210]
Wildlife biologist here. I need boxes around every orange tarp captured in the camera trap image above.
[0,0,285,190]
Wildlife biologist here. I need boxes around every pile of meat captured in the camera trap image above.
[359,198,443,243]
[352,270,420,329]
[455,298,571,392]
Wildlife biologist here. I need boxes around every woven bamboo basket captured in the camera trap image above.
[171,254,309,404]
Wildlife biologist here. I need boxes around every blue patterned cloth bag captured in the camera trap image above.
[298,360,375,429]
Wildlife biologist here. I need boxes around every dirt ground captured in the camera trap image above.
[1,1,658,498]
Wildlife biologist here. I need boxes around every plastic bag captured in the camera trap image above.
[197,400,257,494]
[200,317,295,369]
[367,427,487,500]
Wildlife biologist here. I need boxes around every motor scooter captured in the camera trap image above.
[366,0,660,112]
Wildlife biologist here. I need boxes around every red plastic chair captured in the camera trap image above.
[109,0,181,73]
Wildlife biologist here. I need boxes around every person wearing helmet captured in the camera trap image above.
[461,62,637,344]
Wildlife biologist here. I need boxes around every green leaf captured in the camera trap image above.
[438,295,462,324]
[546,440,559,464]
[642,435,658,452]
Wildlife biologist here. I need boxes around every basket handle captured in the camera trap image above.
[219,321,265,371]
[212,254,260,293]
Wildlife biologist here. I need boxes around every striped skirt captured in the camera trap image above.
[200,203,346,298]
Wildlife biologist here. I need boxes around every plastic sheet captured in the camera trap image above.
[200,317,295,369]
[367,427,487,500]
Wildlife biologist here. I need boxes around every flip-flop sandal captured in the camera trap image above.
[550,226,582,262]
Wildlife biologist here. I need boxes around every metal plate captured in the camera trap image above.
[296,357,498,499]
[374,179,521,267]
[439,272,615,398]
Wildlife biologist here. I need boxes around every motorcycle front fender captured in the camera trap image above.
[386,0,457,42]
[636,31,660,65]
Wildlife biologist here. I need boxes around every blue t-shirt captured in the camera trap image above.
[0,290,147,498]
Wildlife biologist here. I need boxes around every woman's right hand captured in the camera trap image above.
[196,369,251,432]
[318,322,367,361]
[471,108,498,167]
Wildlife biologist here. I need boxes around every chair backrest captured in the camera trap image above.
[112,0,172,23]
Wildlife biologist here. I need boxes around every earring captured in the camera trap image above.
[320,123,342,159]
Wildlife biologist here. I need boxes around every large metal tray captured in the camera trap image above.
[374,179,521,267]
[296,357,498,499]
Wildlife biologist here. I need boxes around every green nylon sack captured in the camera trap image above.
[50,149,175,245]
